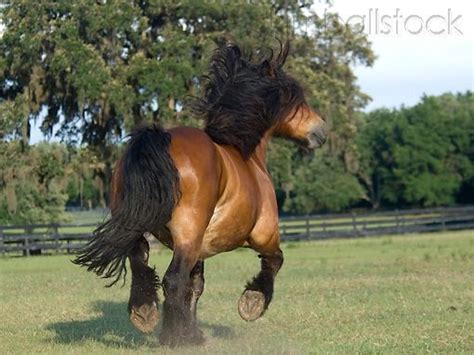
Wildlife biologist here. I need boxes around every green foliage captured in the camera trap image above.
[268,142,365,213]
[1,2,471,220]
[357,92,474,208]
[0,0,299,141]
[0,142,69,224]
[0,136,106,224]
[1,1,377,219]
[289,154,365,213]
[2,181,68,225]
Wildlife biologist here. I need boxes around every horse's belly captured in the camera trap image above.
[200,203,254,258]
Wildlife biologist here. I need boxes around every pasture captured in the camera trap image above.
[1,230,473,354]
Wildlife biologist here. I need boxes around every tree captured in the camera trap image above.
[356,91,474,208]
[287,153,364,213]
[0,141,69,224]
[0,1,304,196]
[1,1,376,217]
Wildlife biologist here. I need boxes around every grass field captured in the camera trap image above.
[1,231,473,354]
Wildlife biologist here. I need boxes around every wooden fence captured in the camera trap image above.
[279,205,474,241]
[1,206,473,256]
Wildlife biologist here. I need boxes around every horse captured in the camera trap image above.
[73,41,327,346]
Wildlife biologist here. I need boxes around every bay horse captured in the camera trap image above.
[74,41,327,346]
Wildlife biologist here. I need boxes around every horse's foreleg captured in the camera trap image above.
[128,236,160,333]
[160,247,204,346]
[238,246,284,322]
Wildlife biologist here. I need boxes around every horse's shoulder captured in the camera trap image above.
[168,126,219,187]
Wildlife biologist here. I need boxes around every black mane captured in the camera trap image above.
[191,41,306,159]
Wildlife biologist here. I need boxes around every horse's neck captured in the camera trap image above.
[251,132,271,171]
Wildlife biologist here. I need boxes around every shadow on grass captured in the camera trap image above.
[199,321,235,339]
[47,301,235,349]
[47,301,150,349]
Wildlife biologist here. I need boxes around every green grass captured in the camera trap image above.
[1,231,473,354]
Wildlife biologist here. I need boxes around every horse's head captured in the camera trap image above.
[267,42,327,149]
[274,104,327,150]
[192,40,327,158]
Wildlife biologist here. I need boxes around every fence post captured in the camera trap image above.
[24,226,33,256]
[53,224,59,253]
[0,227,4,255]
[351,213,357,236]
[395,210,401,234]
[306,217,310,239]
[24,235,30,257]
[441,211,446,231]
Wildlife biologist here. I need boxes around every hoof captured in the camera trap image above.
[129,302,159,333]
[238,290,266,321]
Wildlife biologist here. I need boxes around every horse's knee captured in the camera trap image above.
[261,248,284,275]
[274,249,284,271]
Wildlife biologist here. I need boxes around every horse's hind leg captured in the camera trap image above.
[238,239,284,322]
[188,260,205,326]
[128,236,160,333]
[185,260,205,342]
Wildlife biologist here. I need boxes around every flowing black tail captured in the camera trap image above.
[73,124,180,286]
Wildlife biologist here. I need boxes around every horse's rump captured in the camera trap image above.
[73,124,180,286]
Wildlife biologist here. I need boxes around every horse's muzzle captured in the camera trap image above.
[308,125,327,149]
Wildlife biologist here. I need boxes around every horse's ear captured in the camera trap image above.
[276,41,291,67]
[260,60,275,77]
[228,44,241,58]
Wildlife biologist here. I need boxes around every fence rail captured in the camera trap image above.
[1,206,474,256]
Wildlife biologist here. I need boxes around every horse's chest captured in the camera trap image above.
[200,172,278,258]
[200,189,255,257]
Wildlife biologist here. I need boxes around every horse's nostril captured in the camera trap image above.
[310,127,327,147]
